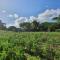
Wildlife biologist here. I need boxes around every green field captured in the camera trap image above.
[0,30,60,60]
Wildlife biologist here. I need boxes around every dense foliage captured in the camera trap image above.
[19,15,60,32]
[0,15,60,32]
[0,30,60,60]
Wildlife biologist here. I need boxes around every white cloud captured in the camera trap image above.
[6,24,14,28]
[2,10,6,13]
[8,14,13,18]
[7,13,19,19]
[14,14,19,18]
[14,9,60,28]
[38,9,60,23]
[14,17,28,28]
[2,9,60,28]
[29,16,37,22]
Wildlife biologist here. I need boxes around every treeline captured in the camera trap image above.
[0,15,60,32]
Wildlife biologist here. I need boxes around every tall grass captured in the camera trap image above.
[0,30,60,60]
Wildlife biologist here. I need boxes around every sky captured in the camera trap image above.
[0,0,60,27]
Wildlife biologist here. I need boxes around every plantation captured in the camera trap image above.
[0,30,60,60]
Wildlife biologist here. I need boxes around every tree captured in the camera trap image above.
[41,22,51,32]
[0,20,6,30]
[31,20,40,31]
[53,15,60,24]
[53,15,60,29]
[20,21,40,32]
[7,26,17,32]
[20,22,32,31]
[41,22,57,32]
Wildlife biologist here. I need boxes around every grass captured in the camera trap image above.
[0,30,60,60]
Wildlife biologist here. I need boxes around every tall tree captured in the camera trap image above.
[31,20,40,31]
[53,15,60,24]
[0,20,6,30]
[20,22,31,31]
[7,26,17,32]
[53,15,60,29]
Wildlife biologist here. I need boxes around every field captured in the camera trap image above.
[0,30,60,60]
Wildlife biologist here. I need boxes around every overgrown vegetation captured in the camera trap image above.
[0,13,60,60]
[0,30,60,60]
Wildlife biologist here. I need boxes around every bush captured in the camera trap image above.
[55,29,60,32]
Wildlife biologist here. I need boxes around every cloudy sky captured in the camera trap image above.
[0,0,60,27]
